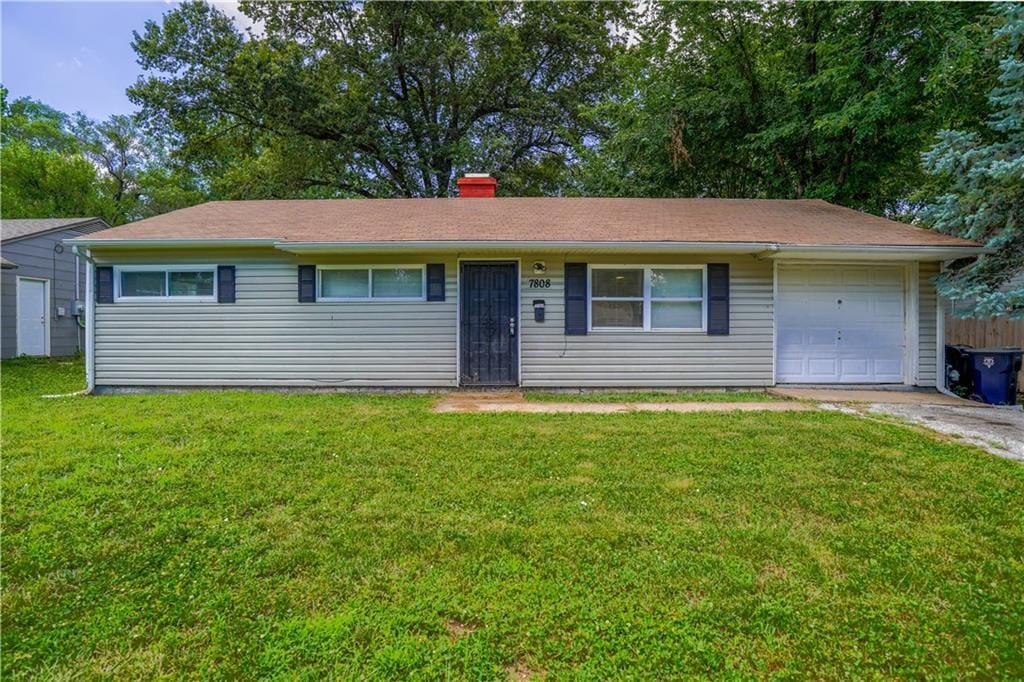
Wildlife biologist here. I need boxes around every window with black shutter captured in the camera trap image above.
[564,262,587,335]
[706,263,730,335]
[297,265,316,302]
[95,266,113,304]
[217,265,236,303]
[426,263,445,301]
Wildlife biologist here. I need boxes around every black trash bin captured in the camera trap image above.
[959,347,1023,406]
[944,344,974,394]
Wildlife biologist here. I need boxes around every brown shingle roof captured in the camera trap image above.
[77,198,976,247]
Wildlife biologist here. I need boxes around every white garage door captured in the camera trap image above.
[777,265,906,383]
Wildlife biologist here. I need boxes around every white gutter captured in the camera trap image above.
[763,244,992,259]
[64,237,990,259]
[276,241,990,260]
[275,240,779,253]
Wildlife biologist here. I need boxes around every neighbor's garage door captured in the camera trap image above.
[777,264,906,383]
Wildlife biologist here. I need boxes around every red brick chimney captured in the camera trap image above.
[456,173,497,198]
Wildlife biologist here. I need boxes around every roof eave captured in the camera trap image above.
[66,237,989,260]
[764,244,992,261]
[65,237,280,248]
[274,240,779,254]
[278,241,989,259]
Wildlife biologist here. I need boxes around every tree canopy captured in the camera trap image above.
[576,2,994,215]
[129,1,631,198]
[0,88,112,221]
[0,87,205,225]
[2,1,1020,311]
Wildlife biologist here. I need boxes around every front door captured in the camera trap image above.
[17,277,48,356]
[460,262,519,386]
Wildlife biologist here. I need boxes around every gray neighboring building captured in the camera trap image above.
[1,218,111,359]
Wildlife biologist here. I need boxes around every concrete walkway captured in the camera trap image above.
[432,392,812,414]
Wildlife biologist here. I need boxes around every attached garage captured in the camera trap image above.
[776,264,908,384]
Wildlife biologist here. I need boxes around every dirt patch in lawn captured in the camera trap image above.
[505,660,544,681]
[444,618,481,641]
[757,561,790,587]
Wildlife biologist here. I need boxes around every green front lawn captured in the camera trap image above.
[3,358,1023,678]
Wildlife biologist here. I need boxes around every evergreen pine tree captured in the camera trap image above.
[921,3,1024,318]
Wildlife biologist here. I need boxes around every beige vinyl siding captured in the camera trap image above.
[519,255,774,387]
[91,246,935,388]
[93,252,457,386]
[918,261,939,387]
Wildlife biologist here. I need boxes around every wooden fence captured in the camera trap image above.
[945,314,1024,384]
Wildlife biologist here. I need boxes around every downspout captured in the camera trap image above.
[72,245,96,394]
[931,262,966,402]
[74,247,83,353]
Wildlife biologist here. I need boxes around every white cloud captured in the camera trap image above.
[208,0,264,37]
[55,46,99,72]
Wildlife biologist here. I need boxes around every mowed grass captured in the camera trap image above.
[2,358,1023,679]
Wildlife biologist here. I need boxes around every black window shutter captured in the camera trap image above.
[564,262,588,335]
[707,263,730,335]
[298,265,316,302]
[217,265,236,303]
[426,263,445,301]
[95,266,113,304]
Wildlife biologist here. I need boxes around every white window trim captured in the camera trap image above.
[113,265,217,302]
[317,264,427,302]
[588,264,707,332]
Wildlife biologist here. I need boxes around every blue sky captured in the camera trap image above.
[2,1,254,120]
[2,1,175,119]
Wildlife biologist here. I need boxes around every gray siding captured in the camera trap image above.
[519,255,774,387]
[94,254,458,386]
[1,227,96,358]
[918,261,939,387]
[0,267,16,358]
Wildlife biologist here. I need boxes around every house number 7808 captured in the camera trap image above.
[528,279,552,288]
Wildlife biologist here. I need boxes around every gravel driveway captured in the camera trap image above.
[867,403,1024,461]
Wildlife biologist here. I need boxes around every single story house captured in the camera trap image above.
[67,175,986,391]
[2,217,111,359]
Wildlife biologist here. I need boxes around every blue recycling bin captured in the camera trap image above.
[961,347,1022,406]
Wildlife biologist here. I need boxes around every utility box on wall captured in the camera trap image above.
[533,300,545,322]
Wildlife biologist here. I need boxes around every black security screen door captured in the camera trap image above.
[460,262,519,386]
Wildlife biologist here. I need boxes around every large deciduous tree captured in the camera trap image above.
[1,87,206,224]
[128,1,631,198]
[921,3,1024,319]
[0,88,113,220]
[69,114,206,223]
[577,2,990,215]
[72,114,148,224]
